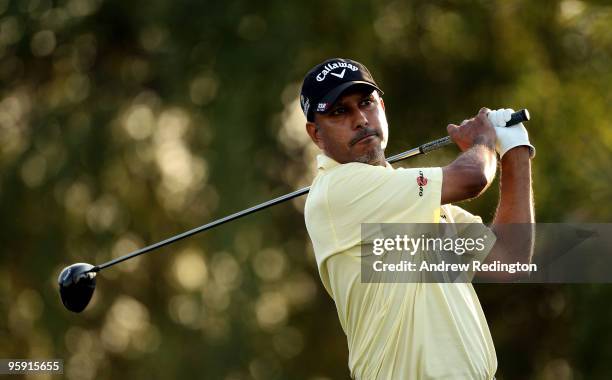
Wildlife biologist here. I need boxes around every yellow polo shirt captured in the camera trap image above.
[304,154,497,380]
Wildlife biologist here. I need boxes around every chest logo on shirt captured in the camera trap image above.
[417,170,428,196]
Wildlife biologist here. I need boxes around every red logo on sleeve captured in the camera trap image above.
[417,170,428,196]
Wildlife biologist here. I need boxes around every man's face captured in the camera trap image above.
[306,88,389,166]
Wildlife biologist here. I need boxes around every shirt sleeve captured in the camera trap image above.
[442,205,496,281]
[445,204,483,224]
[324,163,443,252]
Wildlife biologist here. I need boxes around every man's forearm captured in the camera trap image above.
[441,143,497,204]
[474,139,498,187]
[486,146,534,269]
[493,146,534,224]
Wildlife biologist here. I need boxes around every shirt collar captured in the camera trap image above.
[316,154,394,171]
[317,154,340,170]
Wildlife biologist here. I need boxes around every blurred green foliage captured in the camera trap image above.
[0,0,611,379]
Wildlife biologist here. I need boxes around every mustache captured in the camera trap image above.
[350,128,378,146]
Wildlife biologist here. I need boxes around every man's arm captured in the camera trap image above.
[492,147,534,224]
[441,144,497,204]
[441,108,498,205]
[441,108,535,280]
[483,146,535,274]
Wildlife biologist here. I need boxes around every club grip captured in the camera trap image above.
[506,109,530,127]
[420,136,453,154]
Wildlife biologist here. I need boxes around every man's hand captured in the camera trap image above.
[447,107,497,152]
[488,108,536,158]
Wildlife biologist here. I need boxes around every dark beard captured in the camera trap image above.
[354,145,385,166]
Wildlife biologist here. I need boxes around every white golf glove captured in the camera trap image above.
[488,108,535,158]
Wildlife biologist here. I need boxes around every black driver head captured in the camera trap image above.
[58,263,97,313]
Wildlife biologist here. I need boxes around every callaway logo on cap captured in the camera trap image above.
[300,58,383,122]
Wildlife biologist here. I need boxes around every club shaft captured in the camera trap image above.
[94,187,309,271]
[94,109,530,272]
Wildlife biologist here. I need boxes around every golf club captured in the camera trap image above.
[58,109,530,312]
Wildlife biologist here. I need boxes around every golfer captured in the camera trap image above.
[300,58,535,379]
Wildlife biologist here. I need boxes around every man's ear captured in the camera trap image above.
[379,97,385,111]
[306,122,325,150]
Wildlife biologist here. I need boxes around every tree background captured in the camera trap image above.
[1,0,611,379]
